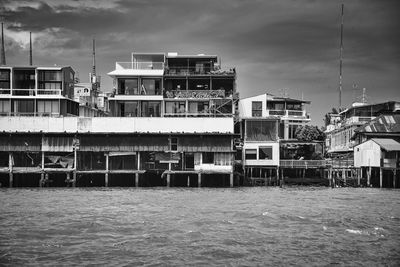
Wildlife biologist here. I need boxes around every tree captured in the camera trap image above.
[295,125,325,142]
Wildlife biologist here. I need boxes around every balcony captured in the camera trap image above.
[115,62,164,70]
[266,110,307,118]
[164,90,225,99]
[0,88,62,96]
[280,160,327,168]
[343,116,374,126]
[165,66,235,76]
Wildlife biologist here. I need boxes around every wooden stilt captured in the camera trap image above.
[198,173,201,188]
[72,171,76,187]
[367,166,371,187]
[358,168,361,187]
[187,175,190,187]
[393,169,397,189]
[66,172,71,187]
[105,153,109,187]
[167,174,171,187]
[328,169,332,187]
[332,169,335,188]
[9,152,13,188]
[40,172,45,187]
[379,168,383,188]
[135,173,139,188]
[280,168,283,188]
[342,169,346,186]
[230,173,234,187]
[73,142,77,187]
[276,167,279,186]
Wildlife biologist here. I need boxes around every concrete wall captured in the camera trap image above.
[354,140,381,167]
[0,117,234,134]
[239,94,267,118]
[242,142,280,166]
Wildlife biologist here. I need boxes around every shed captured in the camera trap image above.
[354,138,400,168]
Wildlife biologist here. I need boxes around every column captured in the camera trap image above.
[66,172,71,187]
[167,174,171,187]
[358,168,361,187]
[393,169,397,189]
[73,144,77,187]
[230,173,234,187]
[8,152,13,188]
[342,169,346,185]
[135,173,139,188]
[367,166,371,187]
[187,176,190,187]
[280,168,284,188]
[379,168,383,188]
[105,153,109,187]
[276,167,279,186]
[39,172,45,187]
[328,169,332,188]
[198,173,202,188]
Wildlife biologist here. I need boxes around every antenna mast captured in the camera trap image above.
[92,39,96,76]
[339,3,344,109]
[29,32,33,66]
[0,22,6,65]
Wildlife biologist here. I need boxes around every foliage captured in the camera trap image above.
[295,125,325,142]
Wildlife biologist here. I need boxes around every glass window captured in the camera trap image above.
[13,100,34,114]
[122,101,139,117]
[252,101,262,117]
[202,152,214,164]
[246,120,277,141]
[259,146,273,160]
[0,100,10,113]
[141,101,161,117]
[141,78,161,95]
[188,101,209,114]
[245,149,257,160]
[0,70,10,90]
[165,101,185,115]
[118,79,138,95]
[169,137,178,151]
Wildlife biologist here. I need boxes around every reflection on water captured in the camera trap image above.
[0,187,399,266]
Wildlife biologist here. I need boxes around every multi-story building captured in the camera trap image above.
[238,93,311,180]
[325,101,400,155]
[0,66,78,117]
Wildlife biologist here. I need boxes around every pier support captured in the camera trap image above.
[280,168,284,188]
[342,169,346,185]
[379,168,383,188]
[198,173,201,188]
[358,168,361,187]
[367,166,371,187]
[105,153,109,187]
[230,173,234,187]
[393,169,397,189]
[72,171,76,187]
[8,153,13,188]
[135,173,139,188]
[167,174,171,187]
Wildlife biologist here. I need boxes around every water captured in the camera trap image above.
[0,187,399,266]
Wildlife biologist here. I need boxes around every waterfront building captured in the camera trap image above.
[238,93,311,183]
[0,52,238,188]
[325,101,400,155]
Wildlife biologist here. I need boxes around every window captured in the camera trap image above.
[169,137,178,151]
[202,152,214,164]
[141,78,161,95]
[120,101,139,117]
[141,101,161,117]
[0,100,10,114]
[0,69,11,91]
[165,101,185,115]
[37,100,60,115]
[252,101,262,117]
[38,70,62,91]
[288,124,300,139]
[245,120,277,141]
[13,100,34,114]
[245,149,257,160]
[118,79,138,95]
[259,146,273,160]
[188,78,209,90]
[188,101,209,114]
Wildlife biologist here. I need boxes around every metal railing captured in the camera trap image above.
[0,88,62,96]
[116,62,164,70]
[280,160,327,168]
[267,109,306,117]
[165,66,235,76]
[164,89,225,99]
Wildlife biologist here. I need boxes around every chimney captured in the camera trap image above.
[1,23,6,65]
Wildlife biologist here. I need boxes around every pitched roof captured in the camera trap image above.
[371,138,400,151]
[356,114,400,133]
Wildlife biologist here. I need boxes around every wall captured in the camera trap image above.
[242,142,280,166]
[354,140,381,167]
[239,94,267,118]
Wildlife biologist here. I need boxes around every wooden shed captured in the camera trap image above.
[354,138,400,168]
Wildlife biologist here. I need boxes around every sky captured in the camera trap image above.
[1,0,399,126]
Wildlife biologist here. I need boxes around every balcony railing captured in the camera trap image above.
[165,90,225,99]
[267,110,307,117]
[0,88,62,96]
[343,116,374,126]
[116,62,164,70]
[280,160,327,168]
[165,66,235,76]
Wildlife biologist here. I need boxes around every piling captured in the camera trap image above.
[105,153,109,187]
[167,174,171,187]
[198,173,201,188]
[135,173,139,187]
[367,166,371,187]
[393,169,397,188]
[379,168,383,188]
[8,152,13,188]
[230,173,234,187]
[358,168,361,186]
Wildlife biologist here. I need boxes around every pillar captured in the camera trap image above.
[280,168,284,188]
[276,167,279,186]
[379,168,383,188]
[187,176,190,187]
[328,169,332,188]
[367,167,371,187]
[230,173,234,187]
[73,144,77,187]
[105,153,109,187]
[358,168,361,187]
[72,171,76,187]
[393,169,397,189]
[332,169,335,188]
[198,173,202,188]
[135,173,139,188]
[167,174,171,187]
[39,172,45,187]
[342,169,346,185]
[8,152,13,188]
[66,172,71,187]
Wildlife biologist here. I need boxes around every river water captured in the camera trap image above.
[0,187,399,266]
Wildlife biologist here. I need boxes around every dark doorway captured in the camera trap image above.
[185,153,194,169]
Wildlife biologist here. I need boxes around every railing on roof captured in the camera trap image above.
[165,66,235,76]
[115,62,164,70]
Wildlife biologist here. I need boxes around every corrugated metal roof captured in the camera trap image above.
[371,138,400,151]
[357,114,400,133]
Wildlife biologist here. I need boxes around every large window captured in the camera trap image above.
[0,69,11,91]
[0,100,10,114]
[169,137,178,151]
[12,100,34,114]
[245,120,277,141]
[118,78,138,95]
[245,149,257,160]
[259,146,273,160]
[188,101,209,115]
[141,78,161,95]
[38,70,62,91]
[120,101,139,117]
[288,124,300,139]
[13,69,35,95]
[165,101,185,115]
[37,100,60,115]
[141,101,161,117]
[202,152,214,164]
[164,79,186,91]
[252,101,262,117]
